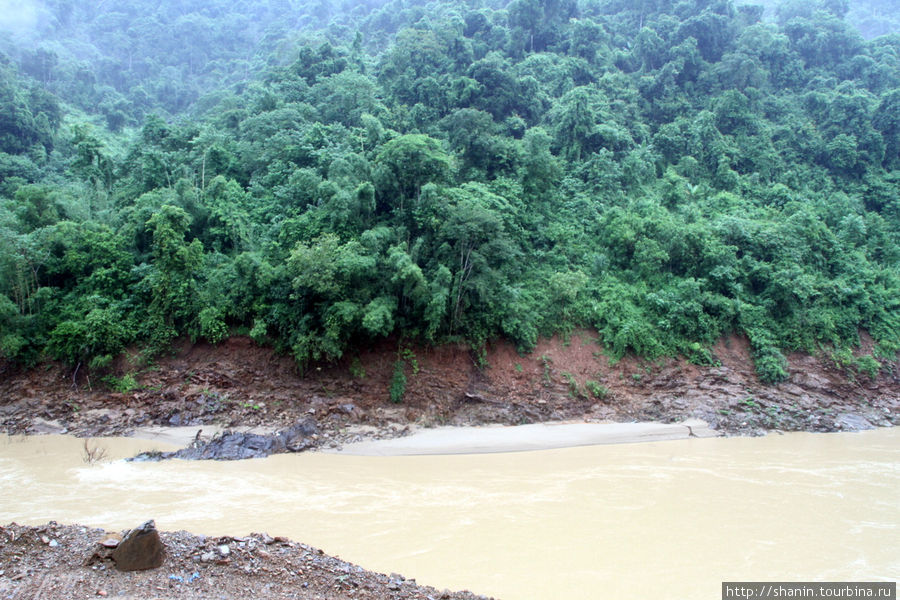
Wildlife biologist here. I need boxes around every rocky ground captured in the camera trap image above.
[0,332,896,453]
[0,522,490,600]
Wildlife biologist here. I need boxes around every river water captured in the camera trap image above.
[1,428,897,599]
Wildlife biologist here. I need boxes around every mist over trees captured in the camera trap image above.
[1,0,898,383]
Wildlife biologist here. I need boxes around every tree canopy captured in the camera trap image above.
[0,0,898,382]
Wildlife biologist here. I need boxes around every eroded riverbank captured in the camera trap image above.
[2,428,898,599]
[1,334,897,453]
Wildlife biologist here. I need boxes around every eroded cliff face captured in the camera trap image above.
[0,332,897,443]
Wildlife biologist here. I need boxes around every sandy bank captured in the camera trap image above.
[124,419,717,458]
[330,419,717,455]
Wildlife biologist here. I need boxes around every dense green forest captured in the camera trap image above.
[1,0,899,384]
[743,0,900,39]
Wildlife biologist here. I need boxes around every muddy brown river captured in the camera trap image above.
[2,428,898,599]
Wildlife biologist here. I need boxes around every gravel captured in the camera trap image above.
[0,522,494,600]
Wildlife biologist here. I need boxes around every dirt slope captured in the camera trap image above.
[0,332,896,443]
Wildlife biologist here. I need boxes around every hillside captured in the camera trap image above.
[1,0,899,390]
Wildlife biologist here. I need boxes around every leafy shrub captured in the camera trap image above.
[349,357,366,379]
[249,318,268,344]
[585,380,608,399]
[561,371,580,397]
[199,307,228,344]
[389,359,406,403]
[102,373,138,393]
[854,355,881,379]
[685,342,714,366]
[754,348,789,384]
[47,304,129,366]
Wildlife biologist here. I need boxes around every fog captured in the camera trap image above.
[0,0,41,35]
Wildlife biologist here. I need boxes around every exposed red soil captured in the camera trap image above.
[0,331,897,443]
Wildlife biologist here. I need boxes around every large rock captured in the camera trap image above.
[276,418,318,452]
[112,520,166,571]
[177,430,278,460]
[132,418,319,461]
[835,413,874,431]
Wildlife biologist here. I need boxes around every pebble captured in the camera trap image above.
[218,544,231,556]
[200,552,216,563]
[40,535,50,544]
[48,540,59,548]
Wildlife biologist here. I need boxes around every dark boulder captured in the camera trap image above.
[131,418,318,461]
[835,413,874,431]
[173,431,278,460]
[277,418,318,452]
[112,520,166,571]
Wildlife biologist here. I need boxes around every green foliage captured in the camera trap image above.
[830,348,882,380]
[0,294,27,360]
[400,346,420,376]
[540,355,553,384]
[561,372,580,398]
[198,307,228,344]
[753,347,790,384]
[349,357,366,379]
[389,359,407,404]
[374,134,454,211]
[362,296,397,337]
[141,204,203,351]
[686,342,715,366]
[854,355,881,379]
[585,380,609,400]
[102,373,138,393]
[0,0,897,388]
[0,62,59,155]
[47,301,129,367]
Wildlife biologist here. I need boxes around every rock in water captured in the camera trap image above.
[112,520,166,571]
[148,418,319,460]
[835,413,874,431]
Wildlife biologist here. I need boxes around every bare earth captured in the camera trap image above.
[0,522,490,600]
[0,332,896,444]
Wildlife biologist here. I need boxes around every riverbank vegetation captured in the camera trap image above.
[1,0,898,383]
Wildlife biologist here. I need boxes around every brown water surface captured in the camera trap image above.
[1,428,897,599]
